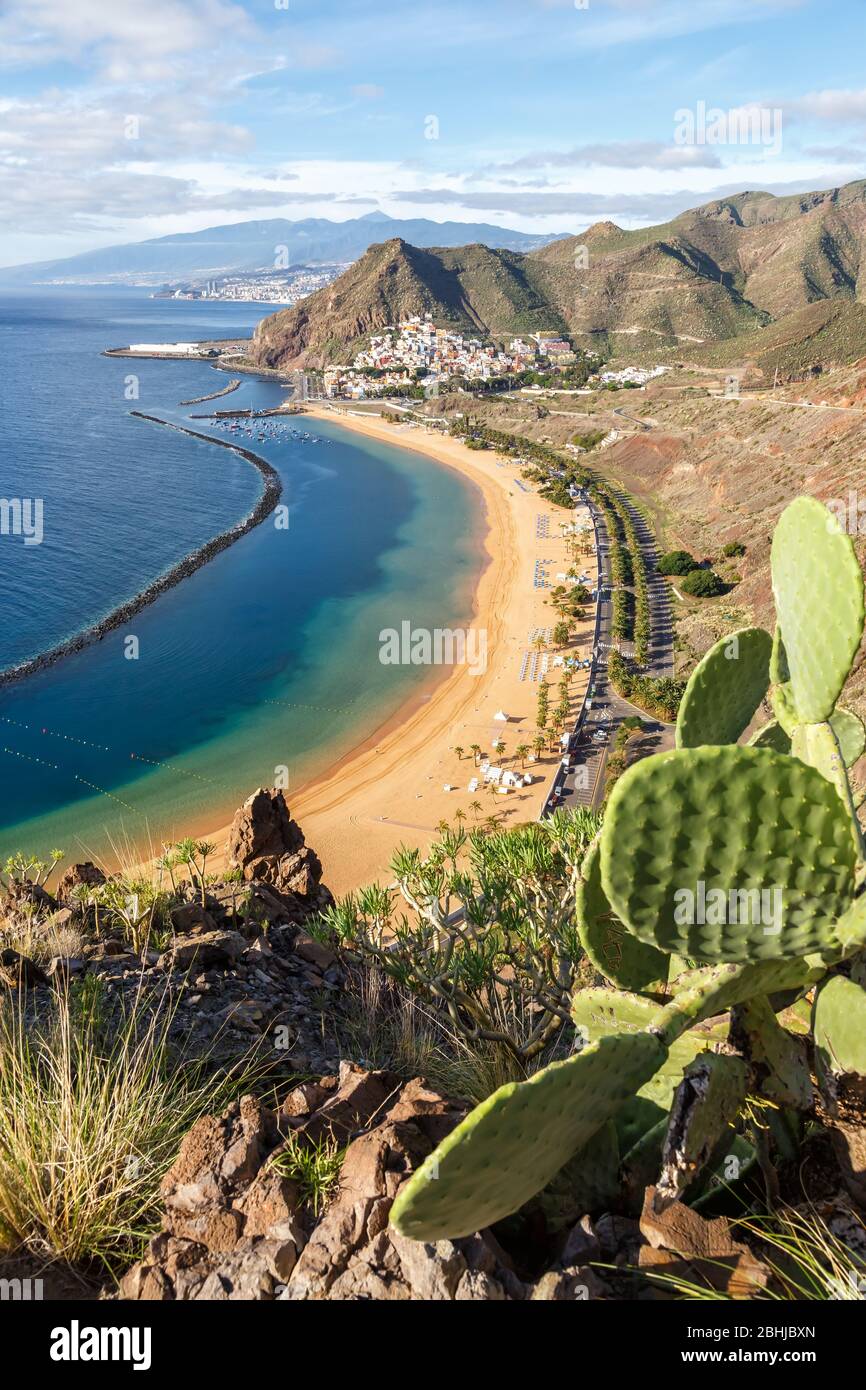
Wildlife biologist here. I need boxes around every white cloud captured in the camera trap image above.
[494,141,723,172]
[788,89,866,126]
[0,0,252,72]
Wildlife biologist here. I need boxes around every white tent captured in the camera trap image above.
[493,710,509,722]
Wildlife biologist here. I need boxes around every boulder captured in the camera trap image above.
[0,949,48,990]
[170,903,218,935]
[226,789,333,917]
[157,930,245,972]
[56,862,106,901]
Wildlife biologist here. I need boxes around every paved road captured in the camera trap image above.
[546,489,675,814]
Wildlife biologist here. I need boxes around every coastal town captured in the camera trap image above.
[153,264,347,305]
[321,314,665,399]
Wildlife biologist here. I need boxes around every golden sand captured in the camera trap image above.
[206,407,598,898]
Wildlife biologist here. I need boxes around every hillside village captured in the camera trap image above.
[323,314,579,399]
[320,313,667,400]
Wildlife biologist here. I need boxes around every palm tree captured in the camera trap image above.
[454,808,467,825]
[469,799,483,821]
[516,743,529,768]
[470,743,482,765]
[453,745,464,761]
[533,734,546,760]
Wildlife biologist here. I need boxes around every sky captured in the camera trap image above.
[1,0,866,266]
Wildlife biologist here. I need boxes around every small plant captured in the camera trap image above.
[94,878,170,957]
[325,810,602,1064]
[271,1134,344,1218]
[172,839,216,908]
[722,541,747,558]
[0,984,261,1273]
[1,849,64,893]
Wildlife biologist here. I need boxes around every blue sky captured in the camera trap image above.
[1,0,866,265]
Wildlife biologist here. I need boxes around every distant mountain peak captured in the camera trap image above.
[249,177,866,374]
[1,213,566,286]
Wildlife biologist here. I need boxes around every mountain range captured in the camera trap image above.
[251,179,866,373]
[0,213,565,286]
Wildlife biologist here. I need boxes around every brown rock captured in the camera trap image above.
[170,903,218,935]
[157,929,245,972]
[0,949,48,989]
[234,1168,299,1237]
[639,1187,770,1297]
[280,1079,337,1121]
[226,789,332,912]
[293,935,337,972]
[294,1062,402,1145]
[530,1267,608,1301]
[56,862,106,901]
[167,1208,244,1254]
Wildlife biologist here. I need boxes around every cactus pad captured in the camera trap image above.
[676,628,772,749]
[571,988,719,1151]
[600,745,855,962]
[771,497,864,722]
[576,843,669,995]
[389,1030,665,1240]
[813,974,866,1080]
[832,708,866,768]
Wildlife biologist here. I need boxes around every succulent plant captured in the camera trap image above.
[391,496,866,1243]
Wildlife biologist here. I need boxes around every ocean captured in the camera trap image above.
[0,288,480,862]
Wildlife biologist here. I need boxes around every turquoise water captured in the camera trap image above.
[0,289,480,862]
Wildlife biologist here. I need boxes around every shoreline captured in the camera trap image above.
[192,407,598,897]
[0,414,282,690]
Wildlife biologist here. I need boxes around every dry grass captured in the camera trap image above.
[344,964,565,1105]
[0,978,260,1279]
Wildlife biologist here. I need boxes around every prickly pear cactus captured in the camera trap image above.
[391,495,866,1245]
[389,1029,666,1240]
[812,974,866,1204]
[676,627,772,749]
[830,708,866,768]
[576,843,669,995]
[600,745,855,962]
[771,496,865,723]
[657,1052,749,1204]
[748,719,792,753]
[571,986,722,1151]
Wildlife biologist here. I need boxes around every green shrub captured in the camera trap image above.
[680,568,726,598]
[658,550,699,576]
[722,540,746,558]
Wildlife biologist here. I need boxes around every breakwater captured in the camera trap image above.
[0,414,282,690]
[179,379,242,406]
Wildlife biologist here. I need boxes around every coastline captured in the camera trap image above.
[194,407,598,897]
[0,414,282,690]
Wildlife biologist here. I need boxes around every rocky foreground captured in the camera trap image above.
[1,789,342,1076]
[4,786,866,1302]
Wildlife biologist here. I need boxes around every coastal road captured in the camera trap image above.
[548,489,675,814]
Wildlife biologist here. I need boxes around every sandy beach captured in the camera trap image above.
[202,406,598,898]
